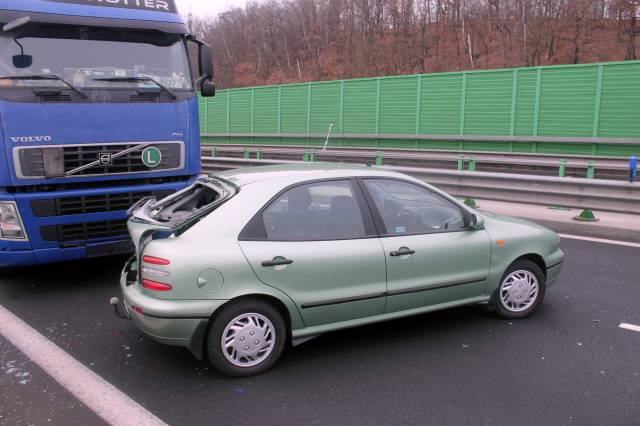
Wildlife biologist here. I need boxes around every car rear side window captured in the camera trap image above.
[262,180,367,241]
[364,179,466,235]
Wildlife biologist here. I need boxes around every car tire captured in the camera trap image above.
[494,259,546,319]
[206,299,286,377]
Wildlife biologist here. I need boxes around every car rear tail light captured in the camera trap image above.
[0,202,27,240]
[142,279,173,291]
[143,255,170,265]
[142,267,170,278]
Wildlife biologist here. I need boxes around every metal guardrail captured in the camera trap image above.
[201,156,640,215]
[201,145,630,180]
[202,132,640,145]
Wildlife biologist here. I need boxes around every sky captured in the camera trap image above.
[175,0,249,18]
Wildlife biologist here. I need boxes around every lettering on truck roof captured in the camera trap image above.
[46,0,177,13]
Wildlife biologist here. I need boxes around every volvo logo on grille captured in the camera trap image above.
[10,136,52,143]
[98,152,113,165]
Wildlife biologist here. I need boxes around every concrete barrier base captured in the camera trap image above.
[475,199,640,243]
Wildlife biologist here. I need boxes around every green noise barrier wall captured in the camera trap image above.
[199,60,640,157]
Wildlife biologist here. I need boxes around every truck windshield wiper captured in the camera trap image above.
[92,76,177,99]
[0,74,89,98]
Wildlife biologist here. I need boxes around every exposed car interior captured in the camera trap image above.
[153,183,221,223]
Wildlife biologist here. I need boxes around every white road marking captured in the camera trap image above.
[0,304,167,426]
[559,234,640,248]
[619,323,640,333]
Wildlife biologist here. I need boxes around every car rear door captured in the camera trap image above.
[360,178,491,314]
[238,178,387,327]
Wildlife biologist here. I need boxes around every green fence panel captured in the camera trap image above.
[342,79,378,134]
[309,82,342,133]
[419,73,463,135]
[205,91,227,133]
[253,86,279,133]
[538,65,598,137]
[512,69,538,136]
[598,62,640,138]
[379,76,419,134]
[280,84,308,133]
[228,90,252,133]
[464,71,513,136]
[201,61,640,157]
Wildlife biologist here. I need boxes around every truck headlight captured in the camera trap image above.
[0,202,27,240]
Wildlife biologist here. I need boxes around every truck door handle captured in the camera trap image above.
[390,247,415,257]
[261,257,293,267]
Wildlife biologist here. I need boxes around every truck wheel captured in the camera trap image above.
[207,299,286,377]
[495,260,546,319]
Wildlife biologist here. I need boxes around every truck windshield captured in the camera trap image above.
[0,25,192,90]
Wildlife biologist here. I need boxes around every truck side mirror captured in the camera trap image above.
[198,43,214,81]
[201,81,216,97]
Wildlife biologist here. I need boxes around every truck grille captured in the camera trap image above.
[40,219,129,243]
[16,142,183,178]
[31,190,174,217]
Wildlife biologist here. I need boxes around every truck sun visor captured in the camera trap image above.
[46,0,178,14]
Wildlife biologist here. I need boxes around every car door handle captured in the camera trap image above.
[261,257,293,267]
[390,247,415,257]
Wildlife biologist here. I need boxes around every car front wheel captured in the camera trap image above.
[495,260,546,319]
[206,299,286,377]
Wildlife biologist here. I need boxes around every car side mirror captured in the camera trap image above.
[201,80,216,97]
[469,213,485,230]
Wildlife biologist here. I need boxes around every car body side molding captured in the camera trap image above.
[301,276,487,309]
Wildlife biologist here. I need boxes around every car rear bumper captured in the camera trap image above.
[119,261,227,359]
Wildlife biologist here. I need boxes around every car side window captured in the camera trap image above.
[262,180,367,241]
[364,179,466,235]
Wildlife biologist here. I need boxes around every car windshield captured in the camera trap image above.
[0,25,192,90]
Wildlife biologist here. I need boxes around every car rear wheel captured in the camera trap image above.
[207,299,286,377]
[495,260,546,319]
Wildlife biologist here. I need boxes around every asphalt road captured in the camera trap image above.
[0,238,639,426]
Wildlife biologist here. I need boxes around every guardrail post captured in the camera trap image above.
[558,159,566,177]
[457,154,464,171]
[464,198,478,209]
[303,150,309,162]
[310,150,316,162]
[630,156,638,182]
[256,148,263,160]
[375,151,383,166]
[573,209,599,222]
[468,157,476,171]
[211,146,216,158]
[587,161,595,179]
[243,148,250,159]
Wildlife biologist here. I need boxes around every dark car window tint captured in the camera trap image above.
[364,179,466,235]
[263,180,366,240]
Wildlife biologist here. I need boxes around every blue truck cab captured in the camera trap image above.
[0,0,215,266]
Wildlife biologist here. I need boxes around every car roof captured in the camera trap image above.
[213,162,404,187]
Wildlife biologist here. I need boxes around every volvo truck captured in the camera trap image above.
[0,0,215,266]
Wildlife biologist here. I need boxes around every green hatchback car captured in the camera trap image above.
[115,163,564,376]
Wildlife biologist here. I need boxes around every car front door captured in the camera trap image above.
[360,178,491,314]
[238,178,387,327]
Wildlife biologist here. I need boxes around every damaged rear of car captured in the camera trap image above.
[111,176,238,358]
